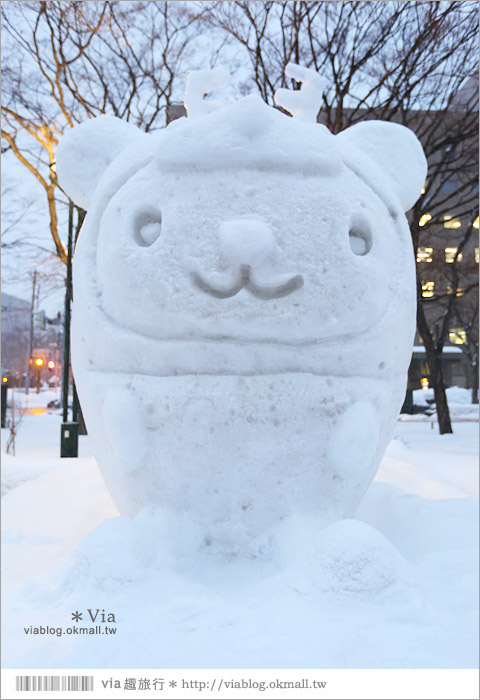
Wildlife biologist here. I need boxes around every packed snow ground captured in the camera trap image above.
[1,389,478,669]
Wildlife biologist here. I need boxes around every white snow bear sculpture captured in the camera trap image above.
[56,66,427,545]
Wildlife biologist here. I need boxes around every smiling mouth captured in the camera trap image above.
[190,264,304,300]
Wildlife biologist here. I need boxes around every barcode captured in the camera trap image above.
[15,676,94,691]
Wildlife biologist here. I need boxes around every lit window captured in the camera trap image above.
[475,247,479,263]
[420,377,429,389]
[447,286,464,297]
[416,246,433,263]
[443,215,461,229]
[421,180,427,195]
[445,247,463,263]
[473,217,479,229]
[419,213,431,227]
[449,328,466,345]
[422,281,435,298]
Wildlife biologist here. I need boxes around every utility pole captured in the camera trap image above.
[25,269,37,395]
[61,203,73,426]
[60,201,79,457]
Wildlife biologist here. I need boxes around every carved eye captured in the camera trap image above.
[134,207,162,247]
[349,215,372,256]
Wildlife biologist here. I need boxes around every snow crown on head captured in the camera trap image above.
[55,64,427,212]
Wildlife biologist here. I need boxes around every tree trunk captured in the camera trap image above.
[416,298,453,434]
[433,371,453,434]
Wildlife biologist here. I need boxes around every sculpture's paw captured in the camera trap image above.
[103,388,148,473]
[327,400,380,480]
[278,516,413,599]
[313,519,412,597]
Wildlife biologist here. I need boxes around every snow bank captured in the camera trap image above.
[1,406,478,669]
[412,385,478,420]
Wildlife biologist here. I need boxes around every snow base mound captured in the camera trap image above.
[313,518,411,596]
[71,511,411,602]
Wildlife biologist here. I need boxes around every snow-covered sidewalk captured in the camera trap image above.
[1,390,478,669]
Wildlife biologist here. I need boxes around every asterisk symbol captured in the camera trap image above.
[71,611,82,622]
[169,681,177,688]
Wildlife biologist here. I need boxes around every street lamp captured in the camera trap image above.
[34,358,44,394]
[60,199,85,458]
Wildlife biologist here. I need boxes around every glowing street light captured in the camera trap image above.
[34,358,44,393]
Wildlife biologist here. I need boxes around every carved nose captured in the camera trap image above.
[218,219,276,267]
[189,217,304,299]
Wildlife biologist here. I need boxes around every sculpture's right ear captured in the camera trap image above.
[55,116,145,209]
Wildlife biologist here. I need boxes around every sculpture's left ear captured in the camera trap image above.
[337,121,427,212]
[55,115,145,209]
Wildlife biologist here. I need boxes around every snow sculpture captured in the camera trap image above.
[56,65,427,547]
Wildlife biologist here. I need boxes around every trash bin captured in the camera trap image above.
[61,421,79,457]
[401,388,414,415]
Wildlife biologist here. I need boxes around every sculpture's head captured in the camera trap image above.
[56,65,426,379]
[55,66,427,533]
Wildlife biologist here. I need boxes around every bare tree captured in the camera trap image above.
[454,296,479,404]
[204,0,479,432]
[409,79,479,428]
[1,0,208,264]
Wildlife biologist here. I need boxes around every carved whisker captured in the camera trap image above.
[191,265,303,300]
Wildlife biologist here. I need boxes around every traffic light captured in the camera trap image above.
[47,360,56,371]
